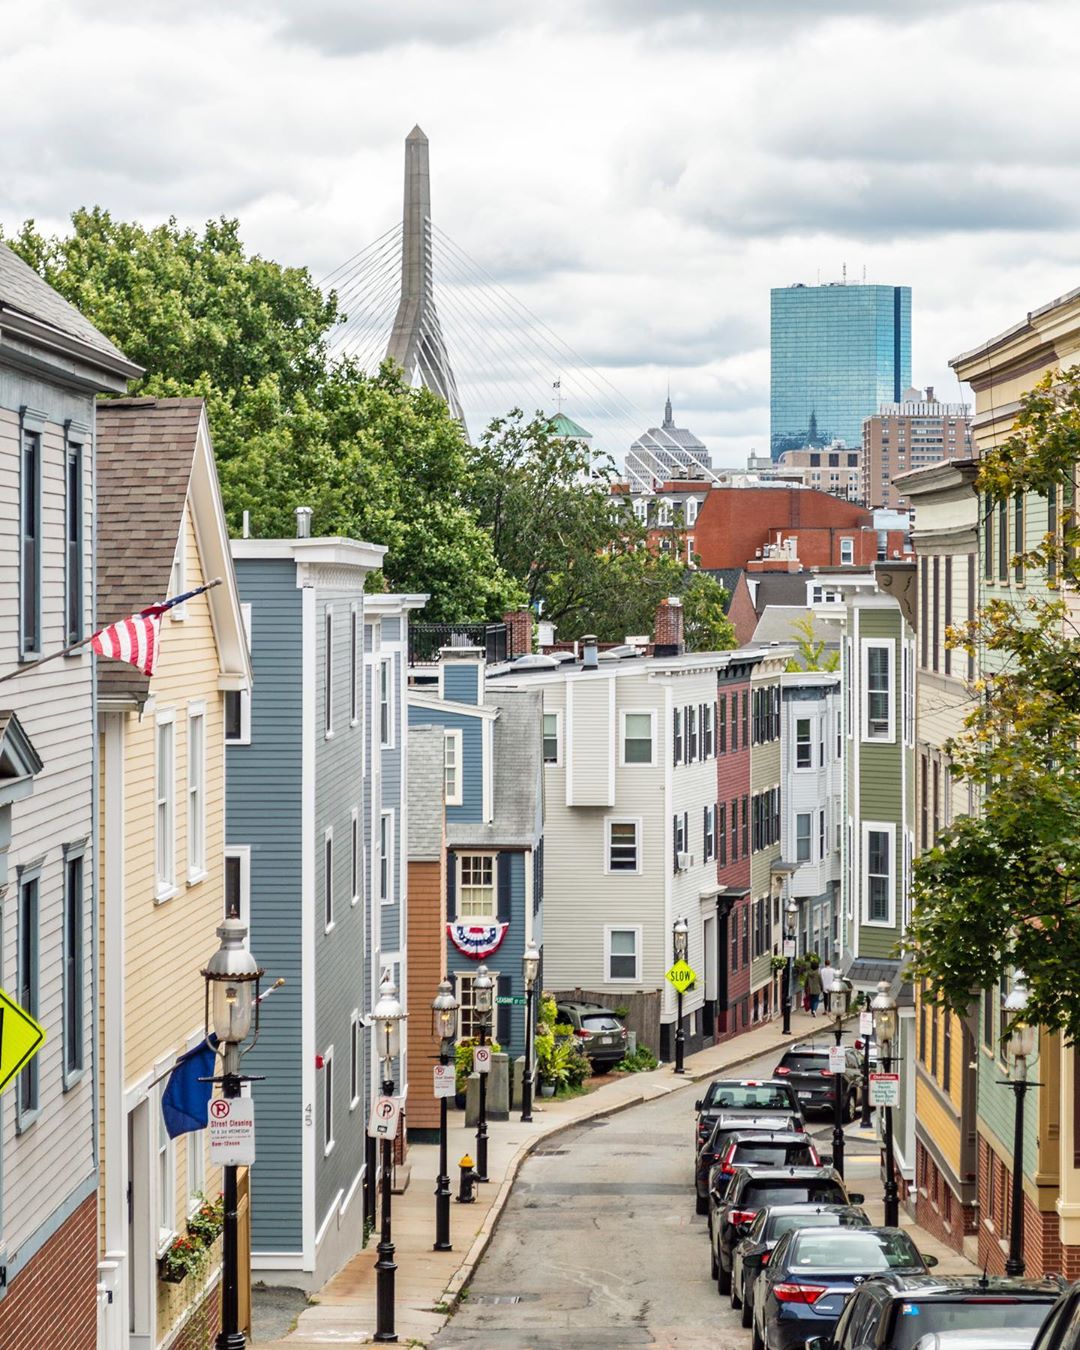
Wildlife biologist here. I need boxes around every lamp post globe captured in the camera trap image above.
[373,981,406,1072]
[472,965,494,1181]
[431,981,459,1254]
[672,916,689,962]
[672,917,689,1074]
[870,979,899,1226]
[521,944,541,1123]
[1003,973,1037,1277]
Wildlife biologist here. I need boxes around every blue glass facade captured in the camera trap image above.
[770,283,911,458]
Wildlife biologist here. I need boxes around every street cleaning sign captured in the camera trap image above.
[666,960,696,994]
[869,1073,900,1107]
[208,1097,255,1166]
[433,1064,456,1098]
[0,988,45,1094]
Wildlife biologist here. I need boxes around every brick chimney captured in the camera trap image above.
[653,596,684,657]
[502,608,533,658]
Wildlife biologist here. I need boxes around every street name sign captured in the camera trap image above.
[208,1097,255,1166]
[828,1045,847,1075]
[0,989,45,1094]
[666,960,697,994]
[368,1095,401,1139]
[433,1064,456,1098]
[473,1045,492,1074]
[495,995,526,1006]
[869,1073,900,1107]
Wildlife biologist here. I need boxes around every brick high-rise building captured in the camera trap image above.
[861,386,973,509]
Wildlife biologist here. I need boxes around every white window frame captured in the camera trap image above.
[620,709,655,767]
[542,710,561,767]
[455,967,498,1041]
[155,710,177,902]
[379,656,394,748]
[380,810,394,905]
[794,716,813,770]
[156,1079,177,1255]
[186,1127,205,1217]
[322,1044,335,1157]
[350,807,360,907]
[225,603,253,744]
[704,804,716,861]
[796,812,812,863]
[457,851,495,919]
[604,817,642,875]
[685,496,699,525]
[840,537,854,566]
[323,828,334,933]
[604,924,642,983]
[444,728,462,806]
[324,607,335,739]
[863,821,896,928]
[224,845,251,928]
[187,702,207,884]
[349,1012,361,1110]
[168,524,187,620]
[350,604,360,727]
[862,639,896,742]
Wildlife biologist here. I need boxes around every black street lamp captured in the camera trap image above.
[431,980,459,1253]
[201,919,264,1350]
[673,917,689,1074]
[782,900,798,1036]
[372,981,406,1343]
[1002,974,1038,1278]
[521,943,541,1122]
[871,980,899,1227]
[473,964,494,1181]
[828,974,852,1179]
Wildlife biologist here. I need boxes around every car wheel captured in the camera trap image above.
[730,1271,741,1310]
[717,1259,731,1295]
[741,1282,752,1328]
[695,1191,708,1216]
[710,1243,718,1281]
[751,1318,764,1350]
[845,1089,857,1122]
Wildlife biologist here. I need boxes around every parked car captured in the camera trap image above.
[755,1226,934,1350]
[708,1165,863,1295]
[694,1116,804,1215]
[1029,1279,1080,1350]
[695,1078,804,1148]
[730,1204,871,1329]
[772,1043,863,1118]
[806,1274,1064,1350]
[554,1001,627,1068]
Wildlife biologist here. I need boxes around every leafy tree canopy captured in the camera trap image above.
[907,366,1080,1042]
[785,614,840,672]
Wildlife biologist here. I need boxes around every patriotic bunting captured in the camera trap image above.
[447,921,509,959]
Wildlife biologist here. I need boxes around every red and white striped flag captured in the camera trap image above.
[90,587,206,677]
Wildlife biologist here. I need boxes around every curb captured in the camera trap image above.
[438,1018,812,1315]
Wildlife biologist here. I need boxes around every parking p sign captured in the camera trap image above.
[368,1095,401,1140]
[473,1045,492,1074]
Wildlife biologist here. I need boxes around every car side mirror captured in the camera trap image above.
[847,1192,865,1204]
[803,1339,832,1350]
[922,1253,939,1268]
[736,1221,751,1234]
[694,1100,703,1111]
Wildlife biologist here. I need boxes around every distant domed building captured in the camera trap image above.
[626,398,712,489]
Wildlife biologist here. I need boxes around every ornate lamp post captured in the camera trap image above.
[521,943,541,1122]
[473,964,494,1181]
[782,900,798,1036]
[431,980,459,1252]
[673,916,689,1074]
[827,974,853,1178]
[871,980,899,1226]
[372,981,406,1343]
[1003,974,1038,1277]
[201,919,264,1350]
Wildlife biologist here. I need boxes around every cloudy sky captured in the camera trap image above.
[5,0,1080,465]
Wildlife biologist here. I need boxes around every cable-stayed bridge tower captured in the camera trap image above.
[384,125,467,428]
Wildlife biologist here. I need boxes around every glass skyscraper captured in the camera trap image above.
[770,282,911,459]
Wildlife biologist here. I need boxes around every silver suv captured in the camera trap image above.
[555,1001,628,1067]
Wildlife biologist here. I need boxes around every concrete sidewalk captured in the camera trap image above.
[254,1008,972,1346]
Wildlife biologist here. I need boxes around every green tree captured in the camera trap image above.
[907,366,1080,1042]
[3,211,518,620]
[681,572,736,652]
[784,614,840,671]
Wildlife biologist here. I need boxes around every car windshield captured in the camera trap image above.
[733,1142,816,1167]
[744,1182,844,1207]
[778,1053,830,1072]
[581,1016,621,1031]
[709,1118,791,1148]
[704,1083,793,1110]
[887,1300,1052,1348]
[766,1212,867,1240]
[786,1230,922,1273]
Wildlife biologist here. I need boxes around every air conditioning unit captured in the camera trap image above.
[677,851,692,872]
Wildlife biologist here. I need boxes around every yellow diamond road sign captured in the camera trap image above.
[0,988,45,1094]
[666,960,696,994]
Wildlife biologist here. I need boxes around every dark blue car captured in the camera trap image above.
[754,1226,933,1350]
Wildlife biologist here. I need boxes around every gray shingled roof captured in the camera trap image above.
[753,605,843,647]
[95,398,203,701]
[0,242,130,364]
[446,687,543,848]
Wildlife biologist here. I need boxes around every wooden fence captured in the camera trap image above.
[551,987,662,1059]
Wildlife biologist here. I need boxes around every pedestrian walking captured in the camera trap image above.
[820,957,836,995]
[803,962,823,1016]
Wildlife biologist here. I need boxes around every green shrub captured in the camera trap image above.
[563,1037,592,1087]
[616,1045,659,1073]
[535,1028,572,1089]
[538,993,558,1029]
[454,1036,502,1094]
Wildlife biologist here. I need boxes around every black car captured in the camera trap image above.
[756,1226,933,1350]
[807,1274,1064,1350]
[695,1116,803,1215]
[773,1043,863,1118]
[730,1204,871,1329]
[1032,1281,1080,1349]
[708,1165,863,1295]
[695,1078,804,1148]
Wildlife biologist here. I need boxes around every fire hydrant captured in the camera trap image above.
[457,1153,480,1204]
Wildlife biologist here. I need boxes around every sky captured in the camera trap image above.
[5,0,1080,467]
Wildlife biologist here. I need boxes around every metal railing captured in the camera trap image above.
[408,622,509,667]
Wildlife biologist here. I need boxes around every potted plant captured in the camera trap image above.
[535,1027,570,1096]
[158,1234,210,1286]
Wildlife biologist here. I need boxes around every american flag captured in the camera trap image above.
[90,588,205,677]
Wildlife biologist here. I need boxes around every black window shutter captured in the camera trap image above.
[447,850,456,917]
[497,852,513,923]
[497,973,512,1046]
[703,805,709,860]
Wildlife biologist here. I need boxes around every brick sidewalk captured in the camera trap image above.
[254,1008,973,1345]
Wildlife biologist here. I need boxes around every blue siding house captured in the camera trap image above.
[227,531,385,1291]
[408,648,544,1068]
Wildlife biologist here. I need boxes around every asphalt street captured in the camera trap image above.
[431,1044,882,1349]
